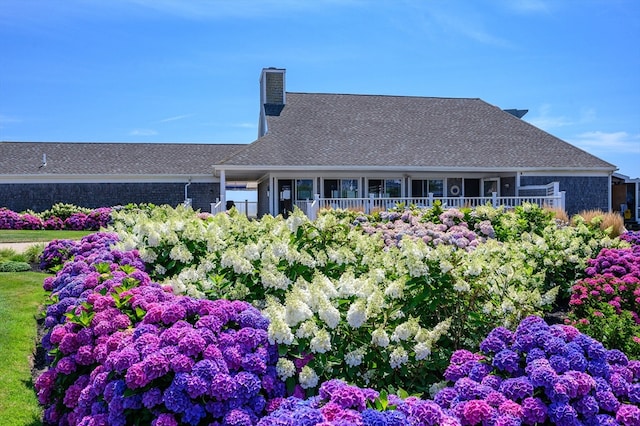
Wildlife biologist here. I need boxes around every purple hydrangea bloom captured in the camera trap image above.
[493,349,521,374]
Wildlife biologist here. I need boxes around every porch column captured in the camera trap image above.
[219,169,226,206]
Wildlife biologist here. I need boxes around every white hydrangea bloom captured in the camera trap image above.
[284,298,313,327]
[271,242,289,259]
[389,347,409,369]
[346,300,367,328]
[311,273,339,299]
[370,268,386,284]
[243,243,261,261]
[540,286,559,306]
[371,328,390,347]
[296,320,319,339]
[453,279,470,292]
[336,272,358,297]
[318,301,341,329]
[384,277,406,299]
[391,318,419,342]
[146,229,161,247]
[138,247,158,263]
[310,329,332,353]
[260,266,292,291]
[221,250,254,274]
[414,341,432,360]
[345,347,366,367]
[365,290,385,318]
[286,209,307,232]
[299,366,319,389]
[439,259,454,274]
[276,358,296,379]
[267,318,294,345]
[169,243,194,264]
[154,264,167,276]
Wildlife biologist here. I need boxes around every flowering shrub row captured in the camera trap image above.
[108,204,618,395]
[258,316,640,425]
[0,206,111,230]
[568,231,640,358]
[36,233,285,426]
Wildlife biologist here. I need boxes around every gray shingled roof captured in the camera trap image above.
[0,142,243,175]
[221,93,616,170]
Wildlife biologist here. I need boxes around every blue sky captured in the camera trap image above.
[1,0,639,178]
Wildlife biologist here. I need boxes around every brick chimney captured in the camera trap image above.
[258,67,286,137]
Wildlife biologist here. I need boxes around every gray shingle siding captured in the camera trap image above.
[257,180,270,217]
[520,176,609,215]
[0,182,220,213]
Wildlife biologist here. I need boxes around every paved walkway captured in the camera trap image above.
[0,242,47,252]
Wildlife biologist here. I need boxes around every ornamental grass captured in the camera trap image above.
[573,210,626,239]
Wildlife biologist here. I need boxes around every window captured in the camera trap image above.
[483,179,499,197]
[296,179,313,200]
[411,179,444,197]
[341,179,359,198]
[368,178,402,198]
[324,179,359,198]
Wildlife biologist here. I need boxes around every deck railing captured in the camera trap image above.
[210,200,258,218]
[300,192,565,220]
[212,191,566,220]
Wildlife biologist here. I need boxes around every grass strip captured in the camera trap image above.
[0,271,50,426]
[0,229,93,243]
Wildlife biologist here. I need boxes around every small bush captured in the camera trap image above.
[22,243,45,264]
[0,261,31,272]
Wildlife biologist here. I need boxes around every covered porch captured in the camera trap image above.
[211,167,566,219]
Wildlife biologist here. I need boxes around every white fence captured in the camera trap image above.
[210,200,258,218]
[300,191,565,220]
[211,184,566,220]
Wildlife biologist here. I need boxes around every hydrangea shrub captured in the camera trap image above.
[0,205,111,230]
[36,234,284,426]
[109,204,617,395]
[568,231,640,358]
[435,315,640,425]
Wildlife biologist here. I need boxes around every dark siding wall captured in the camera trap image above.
[519,176,609,215]
[0,182,220,213]
[501,176,516,197]
[257,180,270,217]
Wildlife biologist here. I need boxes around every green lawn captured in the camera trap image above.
[0,229,93,243]
[0,272,50,426]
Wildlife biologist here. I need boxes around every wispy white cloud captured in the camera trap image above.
[416,3,514,48]
[570,131,640,155]
[502,0,551,14]
[124,0,360,20]
[201,121,256,129]
[129,129,158,136]
[158,114,192,123]
[527,104,596,131]
[0,114,21,127]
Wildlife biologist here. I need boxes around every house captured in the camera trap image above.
[0,142,241,212]
[612,173,640,229]
[1,67,622,219]
[213,68,618,218]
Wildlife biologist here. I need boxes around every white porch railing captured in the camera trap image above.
[212,191,566,220]
[210,200,258,218]
[300,192,565,220]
